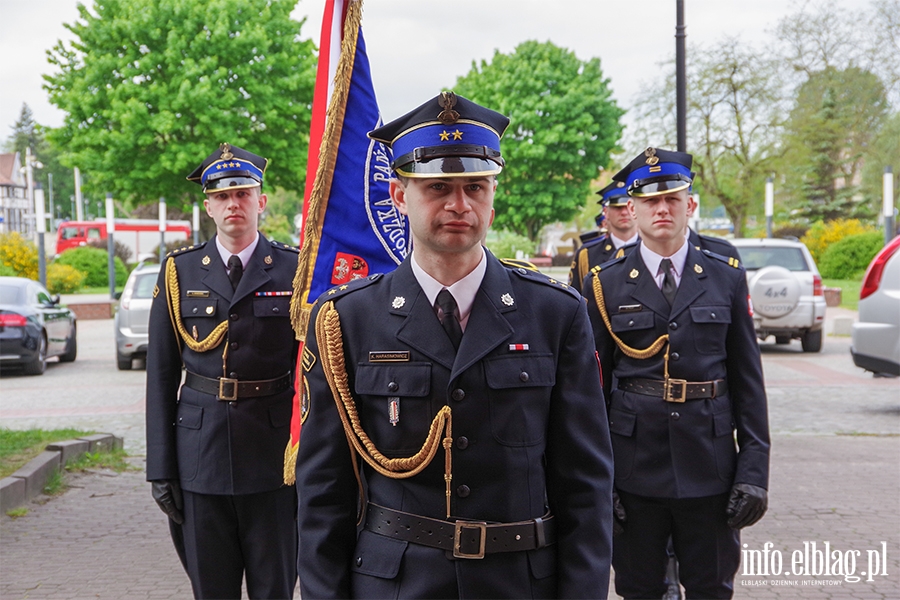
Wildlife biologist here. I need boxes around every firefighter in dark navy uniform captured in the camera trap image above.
[294,92,615,599]
[570,180,639,292]
[145,143,299,599]
[584,148,770,599]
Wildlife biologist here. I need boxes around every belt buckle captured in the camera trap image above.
[453,521,487,559]
[218,377,238,401]
[664,378,687,403]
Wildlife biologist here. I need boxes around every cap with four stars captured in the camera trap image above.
[186,143,269,192]
[368,91,510,178]
[613,147,693,198]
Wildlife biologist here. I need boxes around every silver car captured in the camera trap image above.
[851,235,900,377]
[114,262,160,370]
[730,238,827,352]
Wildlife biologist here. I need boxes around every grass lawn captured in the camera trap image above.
[822,278,862,311]
[0,427,94,479]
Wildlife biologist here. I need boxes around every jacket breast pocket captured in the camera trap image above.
[611,311,656,334]
[485,354,555,447]
[252,296,290,318]
[690,305,731,355]
[350,530,406,599]
[354,362,432,454]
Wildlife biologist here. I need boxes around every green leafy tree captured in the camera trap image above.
[453,41,624,242]
[259,187,301,244]
[43,0,316,213]
[782,67,889,221]
[4,104,76,222]
[629,38,785,237]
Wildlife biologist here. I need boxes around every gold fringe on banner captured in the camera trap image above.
[290,0,364,342]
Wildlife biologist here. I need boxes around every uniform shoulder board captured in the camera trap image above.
[509,266,580,298]
[320,273,382,301]
[499,258,539,271]
[166,241,206,258]
[701,248,741,268]
[271,239,300,253]
[592,254,627,274]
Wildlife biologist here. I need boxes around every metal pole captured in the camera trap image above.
[74,167,84,221]
[106,193,116,299]
[47,173,55,235]
[675,0,687,152]
[885,166,895,244]
[192,201,200,245]
[765,177,774,238]
[26,148,47,286]
[158,197,167,263]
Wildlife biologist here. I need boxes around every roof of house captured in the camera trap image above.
[0,153,26,187]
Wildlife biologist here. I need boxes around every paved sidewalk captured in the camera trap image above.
[2,434,898,599]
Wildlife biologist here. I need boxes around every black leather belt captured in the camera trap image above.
[184,371,292,401]
[619,377,728,402]
[363,503,556,559]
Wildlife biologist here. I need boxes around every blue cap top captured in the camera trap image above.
[597,180,630,206]
[613,147,693,198]
[187,143,268,192]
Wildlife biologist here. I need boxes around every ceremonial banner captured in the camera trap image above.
[285,0,408,483]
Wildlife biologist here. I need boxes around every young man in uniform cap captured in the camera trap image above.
[583,147,770,599]
[294,92,615,599]
[146,143,300,598]
[569,180,638,293]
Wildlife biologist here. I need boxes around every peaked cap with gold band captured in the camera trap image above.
[596,179,630,207]
[367,91,509,178]
[186,143,269,192]
[613,147,693,198]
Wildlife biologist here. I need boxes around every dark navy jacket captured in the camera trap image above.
[145,234,299,495]
[584,242,769,499]
[296,251,614,599]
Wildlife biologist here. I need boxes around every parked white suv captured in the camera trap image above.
[114,262,161,369]
[730,238,826,352]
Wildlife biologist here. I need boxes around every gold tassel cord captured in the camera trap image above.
[290,0,364,342]
[165,257,229,353]
[590,273,668,360]
[316,301,454,516]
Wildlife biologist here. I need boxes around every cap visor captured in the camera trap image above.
[395,156,502,178]
[630,180,691,198]
[203,176,262,192]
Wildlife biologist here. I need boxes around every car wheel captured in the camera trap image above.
[59,324,77,362]
[775,334,791,345]
[801,329,823,353]
[117,351,133,371]
[23,333,47,376]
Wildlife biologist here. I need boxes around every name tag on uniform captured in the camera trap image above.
[186,290,210,298]
[369,351,410,363]
[618,304,643,313]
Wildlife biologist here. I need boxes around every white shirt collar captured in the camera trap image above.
[215,233,260,272]
[410,247,487,331]
[639,238,689,288]
[610,232,639,249]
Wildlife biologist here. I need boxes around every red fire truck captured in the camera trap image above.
[55,219,192,263]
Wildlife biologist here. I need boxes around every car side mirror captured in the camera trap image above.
[51,294,61,305]
[114,291,122,300]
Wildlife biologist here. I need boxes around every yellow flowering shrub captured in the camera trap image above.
[47,263,86,294]
[801,219,877,264]
[0,232,38,280]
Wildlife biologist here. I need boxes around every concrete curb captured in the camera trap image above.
[0,433,123,513]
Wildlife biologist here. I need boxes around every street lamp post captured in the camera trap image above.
[192,201,200,245]
[885,166,895,244]
[765,177,774,238]
[158,197,167,263]
[24,147,46,285]
[106,193,116,299]
[675,0,687,152]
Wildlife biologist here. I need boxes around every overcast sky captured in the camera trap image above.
[0,0,867,148]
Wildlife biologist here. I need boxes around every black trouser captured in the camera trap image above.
[612,491,740,600]
[168,486,297,599]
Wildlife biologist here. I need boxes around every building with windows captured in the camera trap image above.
[0,153,30,235]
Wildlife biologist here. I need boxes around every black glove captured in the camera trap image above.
[151,479,184,524]
[726,483,767,529]
[612,490,627,536]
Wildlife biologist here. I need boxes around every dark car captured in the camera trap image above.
[0,276,77,375]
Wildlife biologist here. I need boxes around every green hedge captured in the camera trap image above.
[53,246,128,288]
[818,232,884,279]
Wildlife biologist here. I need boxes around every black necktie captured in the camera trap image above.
[659,258,677,307]
[436,289,463,351]
[227,255,243,290]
